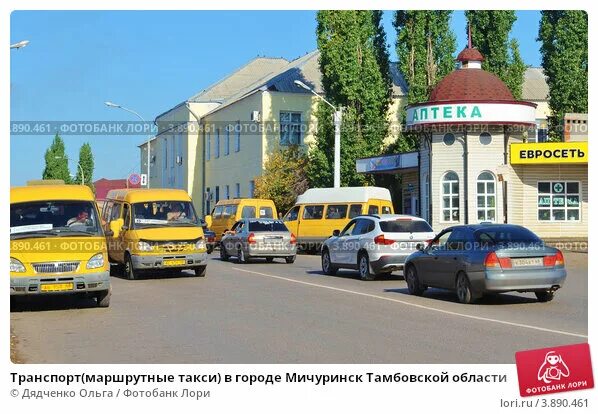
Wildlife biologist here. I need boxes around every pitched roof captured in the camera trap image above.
[522,67,549,101]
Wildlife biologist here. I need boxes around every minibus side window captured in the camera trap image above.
[241,206,256,218]
[284,206,300,221]
[303,205,324,220]
[123,204,131,228]
[102,201,113,222]
[326,204,348,219]
[259,206,273,218]
[382,205,392,214]
[111,202,122,221]
[213,205,224,219]
[223,205,237,218]
[348,204,363,218]
[368,205,379,215]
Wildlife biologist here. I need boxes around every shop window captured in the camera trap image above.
[479,132,492,146]
[443,133,455,146]
[476,171,496,222]
[441,171,459,222]
[280,112,302,145]
[538,181,580,221]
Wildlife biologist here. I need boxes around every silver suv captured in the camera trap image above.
[321,214,435,280]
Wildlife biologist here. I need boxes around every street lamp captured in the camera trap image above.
[104,101,151,188]
[55,156,84,185]
[10,40,29,50]
[294,80,342,188]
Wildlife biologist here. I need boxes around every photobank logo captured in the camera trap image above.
[515,343,594,397]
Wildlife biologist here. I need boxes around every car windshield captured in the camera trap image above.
[10,200,102,239]
[132,201,199,228]
[380,219,433,233]
[247,220,288,232]
[474,226,542,244]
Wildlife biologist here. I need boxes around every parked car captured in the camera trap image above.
[403,224,567,304]
[199,218,216,254]
[220,218,297,264]
[205,198,278,243]
[321,214,435,281]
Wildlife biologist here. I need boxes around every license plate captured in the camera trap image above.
[40,283,74,292]
[512,257,543,267]
[163,259,186,266]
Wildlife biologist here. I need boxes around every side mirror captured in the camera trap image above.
[204,215,213,228]
[109,219,124,238]
[332,229,340,237]
[416,243,424,252]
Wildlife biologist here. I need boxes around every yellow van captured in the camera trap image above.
[205,198,278,242]
[10,184,111,307]
[283,187,394,248]
[102,188,207,280]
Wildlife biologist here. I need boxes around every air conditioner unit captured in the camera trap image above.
[176,155,183,165]
[250,110,261,122]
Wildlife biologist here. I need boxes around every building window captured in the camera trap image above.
[235,121,241,152]
[235,183,240,198]
[215,129,220,158]
[224,128,230,156]
[535,119,548,143]
[248,180,255,198]
[479,132,492,146]
[443,133,455,146]
[206,132,211,161]
[476,171,496,222]
[280,111,302,146]
[538,181,580,221]
[215,186,220,203]
[441,171,459,222]
[225,185,230,200]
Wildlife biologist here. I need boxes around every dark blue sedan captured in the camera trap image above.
[403,224,566,304]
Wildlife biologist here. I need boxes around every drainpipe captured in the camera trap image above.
[186,103,205,216]
[463,130,469,224]
[427,132,432,224]
[503,126,509,223]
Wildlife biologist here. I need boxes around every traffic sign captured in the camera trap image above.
[128,173,141,186]
[140,174,148,186]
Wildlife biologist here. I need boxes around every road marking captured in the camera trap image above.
[231,267,587,339]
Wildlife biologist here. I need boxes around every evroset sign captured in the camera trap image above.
[510,142,588,165]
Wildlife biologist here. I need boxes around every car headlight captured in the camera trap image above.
[86,253,105,269]
[137,241,152,252]
[10,258,26,273]
[195,239,206,250]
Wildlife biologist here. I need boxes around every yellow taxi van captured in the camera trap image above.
[283,187,394,248]
[205,198,278,242]
[102,188,207,280]
[10,184,111,307]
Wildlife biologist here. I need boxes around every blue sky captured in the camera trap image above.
[10,10,542,186]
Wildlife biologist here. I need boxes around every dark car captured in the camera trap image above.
[199,219,216,254]
[403,224,566,304]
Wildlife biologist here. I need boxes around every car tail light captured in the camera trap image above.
[247,233,256,245]
[544,250,565,267]
[374,234,395,245]
[484,252,512,269]
[290,233,297,245]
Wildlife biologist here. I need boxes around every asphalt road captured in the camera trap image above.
[10,251,587,364]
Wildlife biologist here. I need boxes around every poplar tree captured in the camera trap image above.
[76,142,95,190]
[538,11,588,139]
[308,10,392,187]
[393,11,456,150]
[465,10,526,99]
[42,134,71,183]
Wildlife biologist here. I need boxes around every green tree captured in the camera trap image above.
[254,146,309,215]
[538,11,588,140]
[309,10,392,188]
[393,11,456,150]
[465,10,526,99]
[76,142,94,190]
[42,134,71,183]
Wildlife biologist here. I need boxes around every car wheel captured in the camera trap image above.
[125,253,138,281]
[456,272,474,304]
[358,253,376,281]
[266,257,274,263]
[535,290,555,302]
[194,265,207,277]
[238,248,248,264]
[285,256,296,264]
[220,245,229,262]
[321,249,337,275]
[405,265,424,296]
[96,288,111,308]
